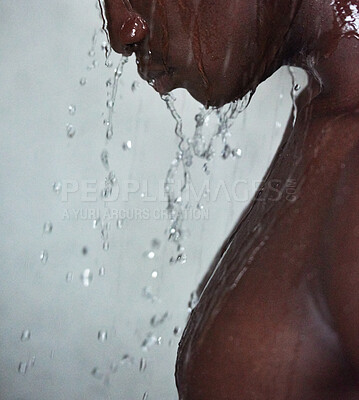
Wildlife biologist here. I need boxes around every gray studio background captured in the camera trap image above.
[0,1,306,399]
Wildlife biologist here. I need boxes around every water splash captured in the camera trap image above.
[104,57,128,140]
[161,92,251,260]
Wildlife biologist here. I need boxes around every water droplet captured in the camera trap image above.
[142,392,148,400]
[18,362,28,375]
[52,181,62,194]
[81,269,93,287]
[107,171,117,185]
[232,148,242,158]
[150,312,168,327]
[105,59,113,68]
[101,187,112,199]
[151,270,158,279]
[142,286,159,303]
[109,361,118,373]
[222,144,231,160]
[40,250,48,264]
[101,150,109,170]
[141,333,160,351]
[79,77,87,86]
[120,354,133,365]
[21,329,31,342]
[144,251,155,260]
[294,84,301,91]
[203,163,210,175]
[30,356,36,367]
[98,266,106,276]
[93,218,101,229]
[106,127,113,140]
[50,349,55,359]
[170,253,187,264]
[101,41,110,51]
[91,367,104,380]
[66,123,76,138]
[188,291,199,312]
[98,330,108,342]
[122,140,132,151]
[106,79,112,87]
[103,241,110,251]
[66,272,73,283]
[116,218,124,229]
[139,357,147,372]
[43,221,53,234]
[88,50,95,57]
[151,238,161,249]
[197,203,204,210]
[131,81,140,92]
[106,100,114,109]
[173,326,181,336]
[68,104,76,115]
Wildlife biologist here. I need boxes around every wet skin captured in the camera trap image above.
[103,0,359,398]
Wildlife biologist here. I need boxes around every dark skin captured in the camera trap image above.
[103,0,359,398]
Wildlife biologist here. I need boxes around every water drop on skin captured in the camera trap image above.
[139,358,147,372]
[103,241,109,251]
[43,221,53,234]
[66,123,76,138]
[79,77,87,86]
[21,329,31,342]
[98,330,108,342]
[81,269,93,287]
[40,250,48,264]
[68,104,76,115]
[98,266,105,276]
[106,100,114,109]
[18,362,28,375]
